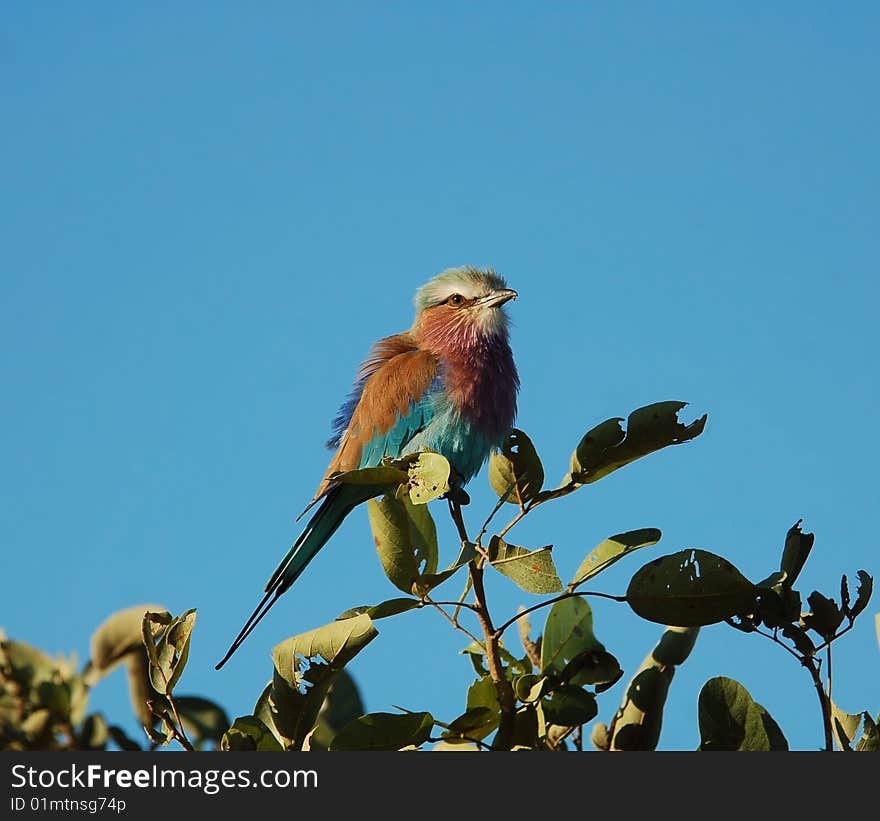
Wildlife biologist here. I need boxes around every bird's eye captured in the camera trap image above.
[447,293,465,306]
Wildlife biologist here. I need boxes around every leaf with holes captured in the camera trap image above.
[487,535,563,594]
[269,615,378,749]
[220,716,284,751]
[407,452,451,504]
[626,550,757,627]
[570,529,662,590]
[831,701,863,751]
[413,541,478,595]
[856,713,879,752]
[567,401,706,485]
[489,429,544,506]
[369,494,438,594]
[851,570,873,620]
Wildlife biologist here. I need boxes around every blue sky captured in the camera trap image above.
[2,3,877,751]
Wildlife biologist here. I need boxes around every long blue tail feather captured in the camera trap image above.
[215,484,376,669]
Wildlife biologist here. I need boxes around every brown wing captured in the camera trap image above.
[302,332,438,514]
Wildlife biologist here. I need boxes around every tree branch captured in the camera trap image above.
[448,497,517,751]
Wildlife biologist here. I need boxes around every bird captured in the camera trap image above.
[215,266,519,669]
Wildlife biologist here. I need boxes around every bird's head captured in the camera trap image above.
[413,266,517,351]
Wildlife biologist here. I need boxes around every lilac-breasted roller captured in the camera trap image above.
[216,266,519,668]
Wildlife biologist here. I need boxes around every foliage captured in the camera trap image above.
[1,401,876,752]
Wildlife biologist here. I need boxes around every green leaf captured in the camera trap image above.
[331,464,408,487]
[488,428,544,506]
[0,639,56,687]
[124,650,160,727]
[414,541,478,594]
[851,570,873,620]
[781,623,816,656]
[543,686,598,727]
[567,401,707,485]
[141,611,171,674]
[698,676,788,751]
[307,669,367,751]
[270,615,378,749]
[626,550,758,627]
[329,711,434,751]
[513,674,549,703]
[511,704,543,750]
[461,643,489,678]
[569,529,662,589]
[558,649,622,688]
[779,519,813,588]
[369,494,438,594]
[443,707,498,739]
[76,713,109,751]
[144,720,174,747]
[252,682,286,748]
[323,669,365,733]
[336,598,420,621]
[802,591,844,641]
[174,696,230,748]
[433,739,480,751]
[831,701,863,751]
[540,597,604,682]
[467,676,501,717]
[88,603,167,680]
[406,452,451,504]
[463,676,502,741]
[487,535,563,594]
[840,574,851,614]
[141,610,196,697]
[107,725,143,751]
[221,716,284,751]
[856,713,879,752]
[755,585,801,629]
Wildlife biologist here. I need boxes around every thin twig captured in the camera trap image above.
[496,482,580,540]
[752,628,833,750]
[813,621,856,653]
[424,596,483,645]
[497,507,530,539]
[448,496,517,751]
[752,627,805,663]
[516,607,541,670]
[493,590,627,639]
[826,644,833,717]
[475,490,512,547]
[425,600,481,613]
[805,657,834,751]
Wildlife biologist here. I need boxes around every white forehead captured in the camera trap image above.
[414,266,507,311]
[433,277,486,301]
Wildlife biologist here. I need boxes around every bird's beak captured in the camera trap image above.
[479,288,518,308]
